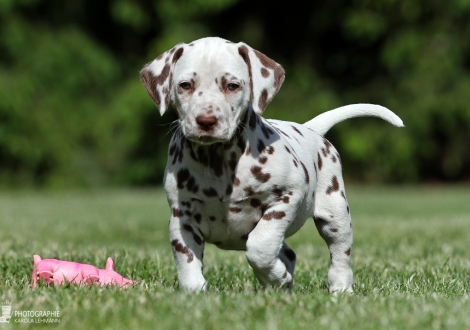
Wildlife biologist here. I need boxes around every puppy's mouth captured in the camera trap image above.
[186,135,228,145]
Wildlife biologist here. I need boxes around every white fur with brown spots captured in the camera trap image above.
[141,37,404,293]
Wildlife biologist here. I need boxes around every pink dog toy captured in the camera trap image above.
[31,255,133,288]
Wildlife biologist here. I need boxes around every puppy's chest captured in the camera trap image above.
[166,141,286,249]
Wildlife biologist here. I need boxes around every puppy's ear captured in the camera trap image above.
[140,43,186,116]
[237,43,285,114]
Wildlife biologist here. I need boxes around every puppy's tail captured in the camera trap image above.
[303,103,404,136]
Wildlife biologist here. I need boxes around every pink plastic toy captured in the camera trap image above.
[31,255,133,288]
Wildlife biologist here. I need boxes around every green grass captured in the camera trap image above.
[0,186,469,329]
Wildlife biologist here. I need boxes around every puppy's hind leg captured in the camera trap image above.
[279,242,296,289]
[313,141,354,294]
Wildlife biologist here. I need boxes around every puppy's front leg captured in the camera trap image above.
[169,212,206,291]
[245,207,295,288]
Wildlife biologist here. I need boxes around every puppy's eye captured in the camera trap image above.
[227,83,239,91]
[179,82,192,90]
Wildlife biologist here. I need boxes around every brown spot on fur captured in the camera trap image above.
[194,213,202,223]
[251,166,271,183]
[249,109,257,130]
[229,207,242,213]
[263,211,286,220]
[221,76,228,90]
[164,85,171,105]
[259,156,268,164]
[254,49,284,91]
[345,248,351,256]
[233,177,241,186]
[238,46,254,101]
[300,161,310,183]
[172,47,184,63]
[186,176,198,193]
[169,144,177,156]
[171,239,194,263]
[261,67,270,78]
[176,169,190,189]
[291,125,304,137]
[330,228,338,232]
[208,155,224,177]
[257,139,266,154]
[258,89,268,112]
[156,64,170,86]
[172,208,183,217]
[273,186,283,197]
[244,186,262,196]
[226,184,233,195]
[183,224,203,245]
[250,199,262,208]
[236,134,246,153]
[326,176,340,195]
[140,65,164,106]
[317,153,323,170]
[203,187,218,198]
[260,123,275,140]
[228,151,238,171]
[277,129,290,138]
[324,139,332,154]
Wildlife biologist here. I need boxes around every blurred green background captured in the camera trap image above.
[1,0,469,188]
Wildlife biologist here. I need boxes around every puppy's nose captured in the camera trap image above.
[196,115,218,131]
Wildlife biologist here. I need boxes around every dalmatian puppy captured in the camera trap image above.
[140,37,403,293]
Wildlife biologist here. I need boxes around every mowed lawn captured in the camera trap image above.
[0,186,469,329]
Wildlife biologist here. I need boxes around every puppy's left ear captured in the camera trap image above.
[237,43,285,114]
[140,43,186,116]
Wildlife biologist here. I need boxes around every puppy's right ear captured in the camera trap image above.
[140,44,186,116]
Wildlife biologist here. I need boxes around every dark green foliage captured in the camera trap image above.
[1,0,469,187]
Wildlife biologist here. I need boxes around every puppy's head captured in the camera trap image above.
[141,37,284,144]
